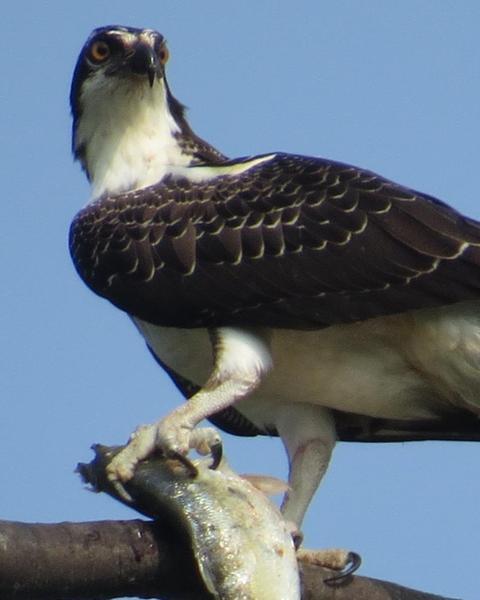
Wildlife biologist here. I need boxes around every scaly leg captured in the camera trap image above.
[275,404,337,528]
[106,327,272,489]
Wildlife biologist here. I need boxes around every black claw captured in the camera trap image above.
[323,552,362,586]
[343,551,362,577]
[292,530,304,550]
[169,450,198,478]
[208,439,223,470]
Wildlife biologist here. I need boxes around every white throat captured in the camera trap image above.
[75,72,191,200]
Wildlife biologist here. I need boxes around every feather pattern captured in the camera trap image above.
[70,152,480,329]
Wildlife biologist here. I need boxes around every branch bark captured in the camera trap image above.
[0,518,459,600]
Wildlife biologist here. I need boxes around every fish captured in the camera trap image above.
[78,437,301,600]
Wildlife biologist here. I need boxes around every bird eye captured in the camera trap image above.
[158,45,169,65]
[89,40,111,63]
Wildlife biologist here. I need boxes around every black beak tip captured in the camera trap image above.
[147,67,156,87]
[130,43,160,86]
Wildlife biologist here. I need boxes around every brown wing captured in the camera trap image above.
[69,152,480,329]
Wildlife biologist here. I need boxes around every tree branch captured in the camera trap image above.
[0,518,210,600]
[0,519,459,600]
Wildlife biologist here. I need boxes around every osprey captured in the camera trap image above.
[70,25,480,527]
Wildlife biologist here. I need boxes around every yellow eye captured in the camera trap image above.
[158,45,169,65]
[89,40,110,63]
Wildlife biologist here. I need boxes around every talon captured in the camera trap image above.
[324,552,361,585]
[209,439,223,470]
[110,478,134,503]
[291,529,304,550]
[189,427,223,463]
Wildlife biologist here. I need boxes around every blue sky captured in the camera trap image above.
[2,2,479,598]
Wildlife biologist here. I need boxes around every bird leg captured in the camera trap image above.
[106,327,271,490]
[275,404,337,528]
[275,406,362,581]
[106,374,260,490]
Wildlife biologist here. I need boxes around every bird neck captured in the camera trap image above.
[73,75,195,200]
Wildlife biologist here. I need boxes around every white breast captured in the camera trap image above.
[134,301,480,423]
[76,73,189,200]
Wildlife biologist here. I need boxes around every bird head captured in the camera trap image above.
[70,26,192,198]
[70,26,225,199]
[70,26,169,113]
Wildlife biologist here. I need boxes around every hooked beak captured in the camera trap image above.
[129,42,160,87]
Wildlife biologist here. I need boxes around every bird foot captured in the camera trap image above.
[105,418,222,500]
[296,548,361,583]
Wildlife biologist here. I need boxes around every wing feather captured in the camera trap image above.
[69,153,480,328]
